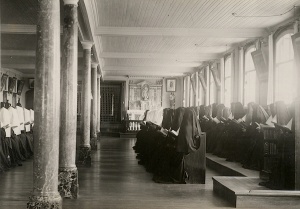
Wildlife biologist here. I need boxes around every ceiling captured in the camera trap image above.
[1,0,300,78]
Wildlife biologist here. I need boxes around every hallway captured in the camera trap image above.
[0,137,232,209]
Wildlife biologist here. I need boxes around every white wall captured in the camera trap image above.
[162,77,184,109]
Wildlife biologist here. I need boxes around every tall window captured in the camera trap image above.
[275,32,295,104]
[224,56,232,107]
[183,77,186,107]
[244,47,256,105]
[209,70,216,104]
[190,78,194,107]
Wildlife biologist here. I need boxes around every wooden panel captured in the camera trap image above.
[95,0,300,29]
[103,58,201,67]
[100,36,247,54]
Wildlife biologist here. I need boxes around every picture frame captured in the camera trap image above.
[17,80,25,95]
[8,77,17,94]
[28,78,35,89]
[1,74,8,91]
[3,91,8,102]
[166,78,176,92]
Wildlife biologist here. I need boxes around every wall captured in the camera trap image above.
[0,68,29,107]
[162,77,183,109]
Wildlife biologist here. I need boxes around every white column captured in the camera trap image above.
[97,74,101,134]
[90,62,98,150]
[78,40,93,166]
[59,0,79,199]
[28,0,61,208]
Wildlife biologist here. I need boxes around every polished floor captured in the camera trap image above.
[0,137,233,209]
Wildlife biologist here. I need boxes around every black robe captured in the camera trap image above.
[177,108,201,154]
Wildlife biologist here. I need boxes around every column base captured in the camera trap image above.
[77,146,91,166]
[90,136,98,151]
[27,194,62,209]
[58,167,79,199]
[97,132,101,140]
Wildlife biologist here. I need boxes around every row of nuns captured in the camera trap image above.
[0,100,34,173]
[134,100,294,189]
[200,101,295,190]
[133,107,206,184]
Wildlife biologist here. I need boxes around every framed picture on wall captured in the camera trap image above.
[3,91,8,102]
[8,77,17,94]
[166,78,176,92]
[28,78,35,89]
[1,74,8,91]
[17,80,25,95]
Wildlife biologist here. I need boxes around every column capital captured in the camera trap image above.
[63,0,79,5]
[91,62,98,69]
[81,41,94,50]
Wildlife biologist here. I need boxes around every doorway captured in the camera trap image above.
[100,81,124,136]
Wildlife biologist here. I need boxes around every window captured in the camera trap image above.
[183,77,186,107]
[224,56,232,107]
[209,69,216,104]
[190,76,194,106]
[244,47,256,105]
[275,33,295,104]
[183,76,186,107]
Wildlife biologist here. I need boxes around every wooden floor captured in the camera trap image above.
[0,137,233,209]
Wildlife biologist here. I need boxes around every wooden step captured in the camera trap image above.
[206,153,259,177]
[213,176,300,208]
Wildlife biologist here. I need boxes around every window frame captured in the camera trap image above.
[209,68,216,105]
[224,55,232,107]
[274,28,295,104]
[243,45,257,105]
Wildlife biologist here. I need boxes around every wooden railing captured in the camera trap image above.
[124,120,142,132]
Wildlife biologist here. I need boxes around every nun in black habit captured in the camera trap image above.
[173,108,202,183]
[243,103,269,170]
[153,107,185,183]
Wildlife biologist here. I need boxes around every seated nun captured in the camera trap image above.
[243,103,269,170]
[176,108,203,183]
[226,102,246,162]
[212,104,228,156]
[30,109,34,128]
[147,108,174,175]
[16,105,32,157]
[216,107,232,158]
[24,108,31,133]
[0,103,12,169]
[8,106,25,164]
[153,107,185,183]
[260,101,295,190]
[203,105,215,152]
[135,109,162,166]
[12,105,30,159]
